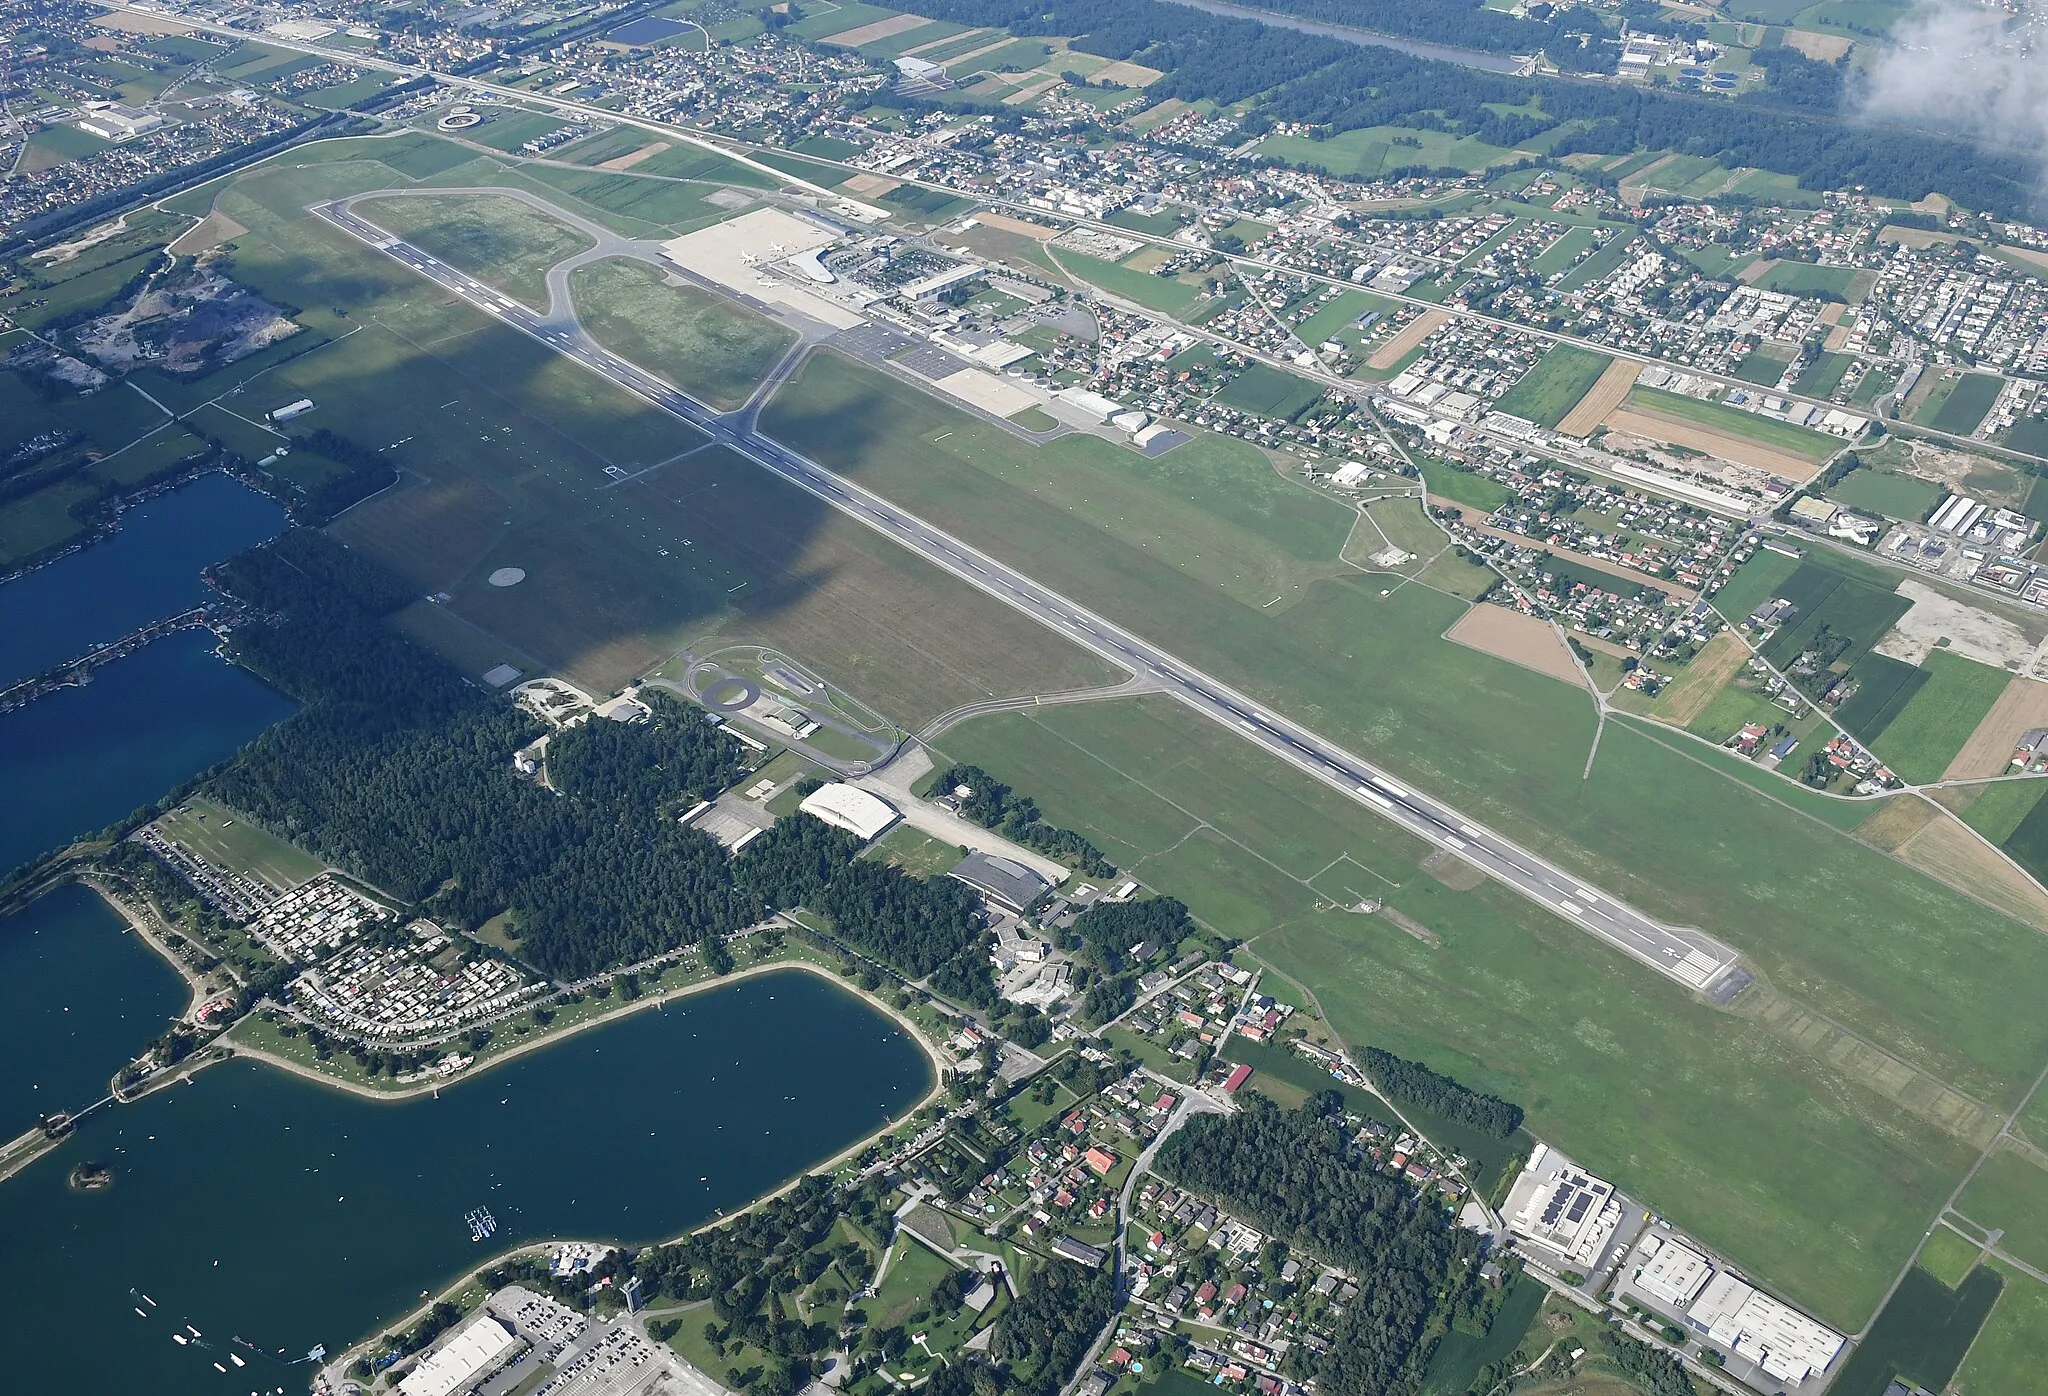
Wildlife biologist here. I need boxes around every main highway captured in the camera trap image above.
[312,197,1747,1001]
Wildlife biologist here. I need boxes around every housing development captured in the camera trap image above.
[7,1,2048,1396]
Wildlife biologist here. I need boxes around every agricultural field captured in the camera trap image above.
[1960,779,2048,844]
[1957,1146,2048,1275]
[1930,372,2006,436]
[1754,259,1858,297]
[1256,126,1516,178]
[567,258,796,412]
[1493,344,1613,428]
[1953,1264,2048,1395]
[1626,386,1840,460]
[1870,651,2013,784]
[934,694,1979,1329]
[1050,247,1209,319]
[1211,361,1325,419]
[353,192,593,310]
[1830,467,1939,520]
[1915,1226,1983,1288]
[1825,1266,2003,1396]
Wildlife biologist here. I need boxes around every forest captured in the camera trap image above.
[203,531,997,992]
[880,0,2038,218]
[1360,1047,1524,1138]
[1070,894,1190,969]
[1155,1094,1486,1396]
[931,764,1115,878]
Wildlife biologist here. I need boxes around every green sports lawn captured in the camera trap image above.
[935,695,1975,1329]
[1871,651,2012,784]
[1212,362,1324,419]
[1493,344,1612,428]
[1930,372,2005,436]
[568,258,796,412]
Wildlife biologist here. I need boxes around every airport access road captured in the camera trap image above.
[309,199,1748,1004]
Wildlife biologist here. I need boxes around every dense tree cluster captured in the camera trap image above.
[277,428,399,526]
[1231,0,1615,70]
[1070,894,1190,970]
[931,764,1114,878]
[1156,1095,1484,1396]
[991,1257,1118,1396]
[818,860,996,1006]
[1598,1329,1700,1396]
[880,0,2037,218]
[1360,1047,1524,1138]
[547,690,747,818]
[203,532,1011,997]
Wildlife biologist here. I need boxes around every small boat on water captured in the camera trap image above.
[214,1362,228,1373]
[230,1353,246,1367]
[186,1325,202,1338]
[171,1335,188,1346]
[134,1308,149,1319]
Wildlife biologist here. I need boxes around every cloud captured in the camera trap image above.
[1855,0,2048,185]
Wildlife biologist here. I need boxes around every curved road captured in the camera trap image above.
[310,197,1747,1002]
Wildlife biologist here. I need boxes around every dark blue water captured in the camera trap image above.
[0,628,295,875]
[0,471,286,688]
[0,968,931,1396]
[0,881,187,1130]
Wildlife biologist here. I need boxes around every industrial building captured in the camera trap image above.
[798,783,898,842]
[1633,1234,1713,1308]
[1503,1145,1623,1272]
[397,1312,521,1396]
[1686,1271,1844,1386]
[75,103,163,140]
[949,850,1053,912]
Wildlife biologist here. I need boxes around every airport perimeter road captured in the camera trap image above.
[311,201,1747,1002]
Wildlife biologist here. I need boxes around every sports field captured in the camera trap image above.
[154,796,325,890]
[355,193,594,310]
[1871,651,2012,784]
[1493,344,1612,428]
[934,695,1976,1327]
[162,147,1112,714]
[567,258,796,411]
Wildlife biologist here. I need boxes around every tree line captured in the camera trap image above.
[1155,1094,1486,1396]
[875,0,2037,219]
[932,763,1115,878]
[1360,1046,1524,1138]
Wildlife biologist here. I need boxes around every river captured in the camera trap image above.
[0,472,292,876]
[0,966,932,1395]
[1157,0,1524,74]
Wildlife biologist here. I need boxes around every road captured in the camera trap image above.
[311,196,1747,1001]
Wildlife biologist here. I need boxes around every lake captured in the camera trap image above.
[0,965,932,1396]
[0,472,293,877]
[0,627,296,876]
[0,471,287,689]
[0,881,187,1131]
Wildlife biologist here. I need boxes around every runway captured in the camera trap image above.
[310,198,1748,1002]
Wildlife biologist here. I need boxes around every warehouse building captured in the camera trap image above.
[1686,1272,1844,1386]
[949,850,1053,912]
[798,783,898,842]
[1633,1234,1713,1308]
[398,1313,522,1396]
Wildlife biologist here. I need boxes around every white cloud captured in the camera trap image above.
[1855,0,2048,192]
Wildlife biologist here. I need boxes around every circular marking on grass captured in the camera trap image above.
[488,567,527,587]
